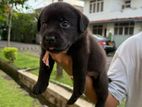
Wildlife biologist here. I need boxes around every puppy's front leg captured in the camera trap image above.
[67,52,88,104]
[33,49,54,95]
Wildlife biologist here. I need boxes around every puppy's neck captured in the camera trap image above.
[49,51,67,63]
[49,51,73,76]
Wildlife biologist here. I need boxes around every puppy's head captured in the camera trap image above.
[38,2,89,53]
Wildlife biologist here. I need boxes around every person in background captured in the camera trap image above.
[107,31,113,41]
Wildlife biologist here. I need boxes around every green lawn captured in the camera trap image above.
[0,49,73,86]
[0,49,125,107]
[0,50,39,69]
[0,71,41,107]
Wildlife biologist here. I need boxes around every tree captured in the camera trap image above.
[11,12,37,43]
[0,0,28,46]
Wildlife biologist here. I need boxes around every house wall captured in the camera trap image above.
[131,0,142,8]
[84,0,142,22]
[89,22,142,47]
[89,23,114,38]
[84,0,142,47]
[113,35,130,47]
[134,22,142,34]
[104,0,123,13]
[106,22,142,47]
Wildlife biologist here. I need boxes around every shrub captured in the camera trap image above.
[3,47,18,63]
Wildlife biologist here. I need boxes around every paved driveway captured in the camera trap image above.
[0,41,41,56]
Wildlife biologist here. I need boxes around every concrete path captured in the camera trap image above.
[0,41,41,56]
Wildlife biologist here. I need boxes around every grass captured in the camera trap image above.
[0,49,73,86]
[0,50,39,69]
[0,71,41,107]
[26,63,73,86]
[15,52,39,69]
[0,49,125,106]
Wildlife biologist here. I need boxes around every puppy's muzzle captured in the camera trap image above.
[45,36,56,45]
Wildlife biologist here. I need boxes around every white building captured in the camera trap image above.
[83,0,142,47]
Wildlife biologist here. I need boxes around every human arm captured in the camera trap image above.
[85,75,119,107]
[42,51,125,106]
[79,51,127,106]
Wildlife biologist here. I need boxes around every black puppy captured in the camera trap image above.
[33,2,108,107]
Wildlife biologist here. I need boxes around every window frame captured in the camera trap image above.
[114,21,134,36]
[89,0,104,13]
[92,25,103,35]
[122,0,131,9]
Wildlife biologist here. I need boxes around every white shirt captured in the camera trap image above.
[108,32,142,107]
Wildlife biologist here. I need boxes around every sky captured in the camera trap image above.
[14,0,84,13]
[13,0,47,13]
[25,0,51,10]
[22,0,84,13]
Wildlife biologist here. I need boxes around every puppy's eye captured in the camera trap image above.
[60,21,70,29]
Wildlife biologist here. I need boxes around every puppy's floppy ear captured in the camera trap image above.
[78,13,89,33]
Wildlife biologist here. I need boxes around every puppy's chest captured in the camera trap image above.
[49,53,73,76]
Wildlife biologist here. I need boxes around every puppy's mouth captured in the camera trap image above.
[42,33,71,53]
[46,43,70,53]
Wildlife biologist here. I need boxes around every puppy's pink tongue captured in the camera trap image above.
[49,47,54,50]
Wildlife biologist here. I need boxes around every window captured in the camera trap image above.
[89,0,104,13]
[93,25,103,35]
[122,0,131,9]
[114,22,134,36]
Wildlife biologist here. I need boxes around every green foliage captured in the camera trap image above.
[0,50,73,86]
[3,47,18,63]
[11,12,37,43]
[0,0,28,18]
[0,0,28,41]
[0,71,41,107]
[50,65,73,86]
[0,0,27,6]
[14,52,39,69]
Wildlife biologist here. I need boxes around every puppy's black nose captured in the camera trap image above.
[45,36,56,44]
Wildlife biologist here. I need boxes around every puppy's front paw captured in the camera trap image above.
[32,83,47,95]
[67,95,78,105]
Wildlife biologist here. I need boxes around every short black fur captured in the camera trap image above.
[33,2,108,107]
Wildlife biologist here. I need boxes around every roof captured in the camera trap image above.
[90,16,142,24]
